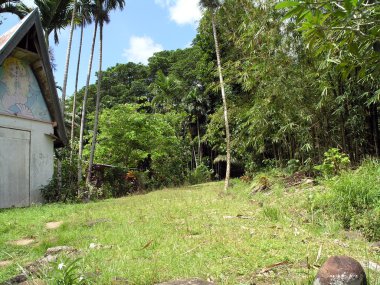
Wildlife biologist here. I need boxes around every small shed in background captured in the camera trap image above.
[0,10,67,208]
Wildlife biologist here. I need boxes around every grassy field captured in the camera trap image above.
[0,176,379,284]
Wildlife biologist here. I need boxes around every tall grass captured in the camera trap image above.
[316,159,380,240]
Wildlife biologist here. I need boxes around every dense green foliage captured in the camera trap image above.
[315,160,380,240]
[92,104,188,187]
[64,0,379,191]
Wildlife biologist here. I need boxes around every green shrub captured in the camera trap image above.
[188,164,213,185]
[41,156,81,203]
[286,159,300,174]
[314,148,350,177]
[315,160,380,240]
[101,167,129,197]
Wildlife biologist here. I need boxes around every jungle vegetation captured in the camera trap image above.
[63,0,379,191]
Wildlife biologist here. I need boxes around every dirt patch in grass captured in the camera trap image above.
[283,171,313,188]
[9,238,35,246]
[45,221,63,229]
[0,260,12,267]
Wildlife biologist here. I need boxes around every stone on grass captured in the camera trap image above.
[314,256,367,285]
[155,278,214,285]
[45,221,63,229]
[45,246,77,256]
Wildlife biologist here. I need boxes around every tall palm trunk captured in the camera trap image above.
[44,31,49,47]
[86,21,103,185]
[70,22,85,161]
[197,116,202,164]
[211,12,231,192]
[78,20,98,185]
[61,0,77,115]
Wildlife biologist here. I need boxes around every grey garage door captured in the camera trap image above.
[0,127,30,208]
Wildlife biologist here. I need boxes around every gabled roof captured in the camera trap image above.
[0,9,67,147]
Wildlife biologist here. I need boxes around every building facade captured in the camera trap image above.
[0,10,67,208]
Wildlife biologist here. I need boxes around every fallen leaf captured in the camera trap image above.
[142,240,153,249]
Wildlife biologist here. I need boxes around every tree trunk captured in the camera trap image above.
[44,31,49,47]
[78,21,98,186]
[197,116,202,164]
[57,158,62,192]
[70,22,84,161]
[86,22,103,186]
[373,103,380,157]
[211,12,231,192]
[371,103,380,157]
[60,0,77,116]
[193,146,198,168]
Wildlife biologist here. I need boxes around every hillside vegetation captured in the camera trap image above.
[63,0,379,191]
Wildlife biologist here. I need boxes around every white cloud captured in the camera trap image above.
[154,0,202,26]
[169,0,202,25]
[123,36,163,64]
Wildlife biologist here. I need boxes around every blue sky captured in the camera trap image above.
[0,0,202,96]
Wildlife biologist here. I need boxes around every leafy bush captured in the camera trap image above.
[101,167,130,197]
[188,164,213,185]
[314,160,380,240]
[150,144,188,188]
[286,159,300,174]
[94,104,189,189]
[41,155,81,203]
[314,148,350,177]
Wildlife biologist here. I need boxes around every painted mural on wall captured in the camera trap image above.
[0,57,51,121]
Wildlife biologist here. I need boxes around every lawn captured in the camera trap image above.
[0,178,379,284]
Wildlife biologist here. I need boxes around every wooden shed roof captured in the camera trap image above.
[0,9,67,147]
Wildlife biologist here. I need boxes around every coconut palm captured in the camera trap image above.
[199,0,231,192]
[0,0,29,19]
[86,0,124,185]
[35,0,72,46]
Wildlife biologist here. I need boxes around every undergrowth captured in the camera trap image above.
[314,159,380,240]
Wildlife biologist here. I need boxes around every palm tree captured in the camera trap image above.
[35,0,72,46]
[199,0,231,192]
[70,0,93,160]
[86,0,124,185]
[60,0,78,115]
[0,0,29,19]
[150,70,182,113]
[78,13,97,185]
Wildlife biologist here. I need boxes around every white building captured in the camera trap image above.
[0,10,67,208]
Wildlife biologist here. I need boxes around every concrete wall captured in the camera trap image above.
[0,114,54,208]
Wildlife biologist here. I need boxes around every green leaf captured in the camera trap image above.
[275,1,299,10]
[283,6,304,20]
